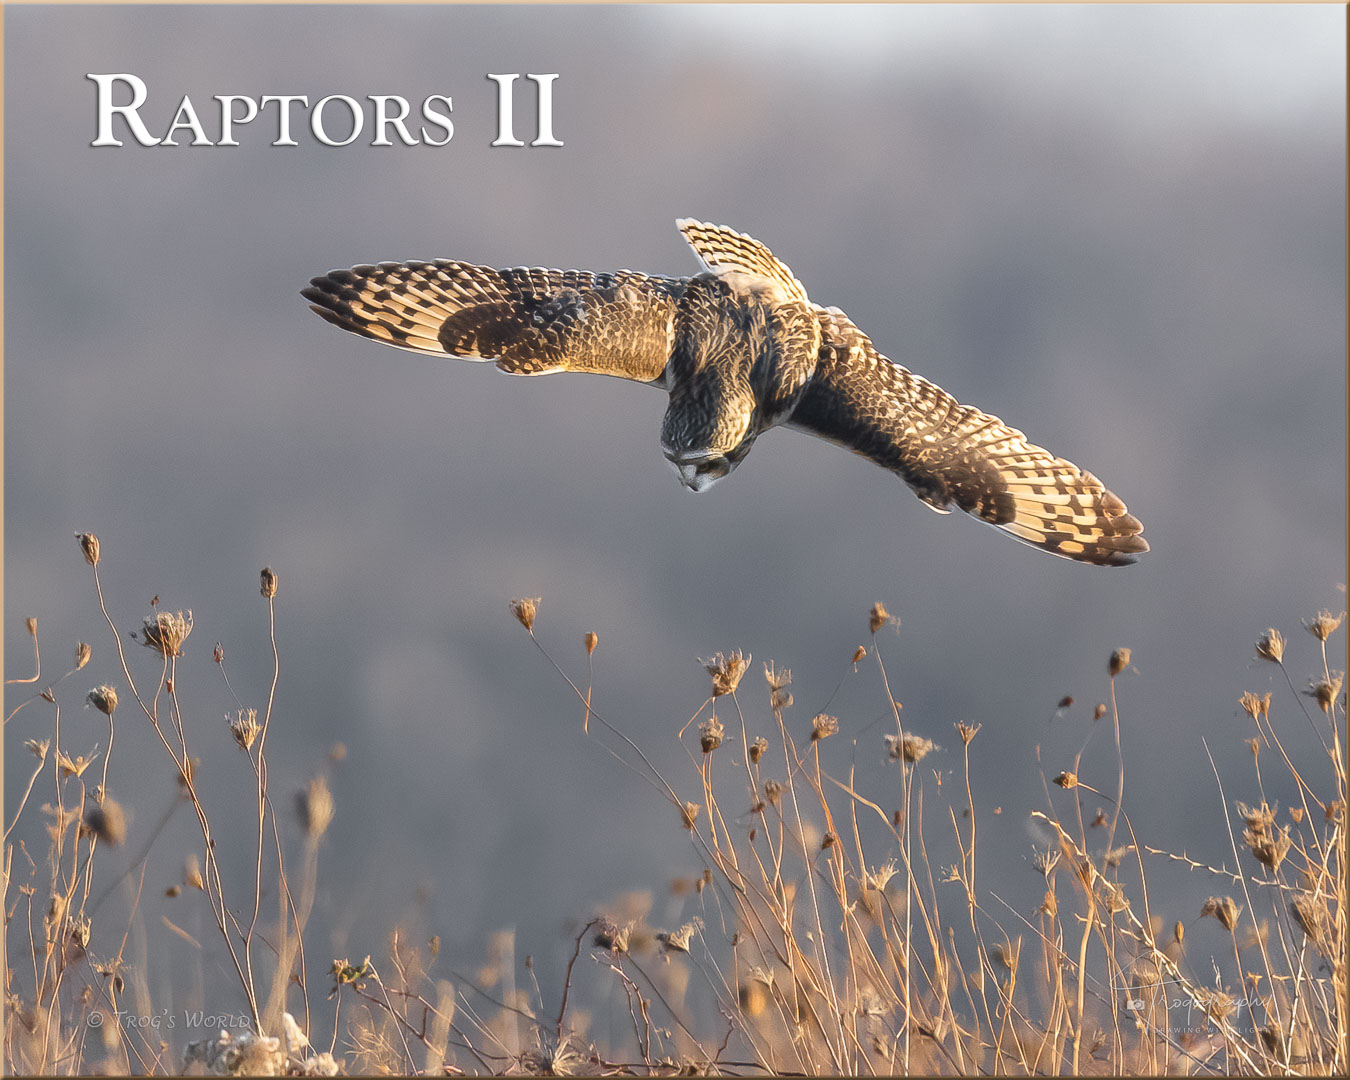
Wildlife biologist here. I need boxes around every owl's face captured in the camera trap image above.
[660,386,758,492]
[663,439,755,492]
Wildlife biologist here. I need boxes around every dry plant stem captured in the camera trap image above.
[87,561,262,1030]
[1105,672,1125,858]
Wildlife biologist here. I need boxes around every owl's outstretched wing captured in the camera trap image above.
[303,262,685,383]
[790,309,1149,566]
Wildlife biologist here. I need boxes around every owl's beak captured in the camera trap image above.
[665,448,732,492]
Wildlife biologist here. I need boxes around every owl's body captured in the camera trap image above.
[304,220,1148,566]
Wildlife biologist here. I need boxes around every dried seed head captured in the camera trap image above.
[886,732,937,763]
[260,566,278,599]
[1091,807,1107,826]
[1053,771,1078,789]
[75,642,92,670]
[184,854,204,891]
[584,631,598,656]
[698,715,724,753]
[1289,893,1330,950]
[25,738,50,761]
[85,798,127,846]
[656,917,702,954]
[1039,890,1058,917]
[1255,628,1285,663]
[86,685,118,716]
[1032,847,1060,879]
[1204,896,1242,928]
[1239,691,1271,721]
[1173,921,1185,945]
[1304,609,1344,642]
[1290,806,1304,823]
[592,918,632,954]
[1306,672,1343,714]
[57,749,98,779]
[297,776,335,839]
[762,661,793,712]
[213,642,225,664]
[868,602,897,634]
[25,616,38,637]
[702,650,750,697]
[1242,821,1292,873]
[763,779,783,805]
[1092,703,1107,721]
[1108,647,1132,677]
[955,722,981,745]
[77,532,100,567]
[680,801,701,830]
[509,596,540,632]
[1237,801,1278,835]
[851,646,866,667]
[138,610,193,657]
[810,713,839,741]
[748,736,768,764]
[821,830,837,850]
[228,708,260,752]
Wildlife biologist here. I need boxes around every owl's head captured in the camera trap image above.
[660,386,758,493]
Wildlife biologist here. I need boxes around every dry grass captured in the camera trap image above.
[3,535,1345,1075]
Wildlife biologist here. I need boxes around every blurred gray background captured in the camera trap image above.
[5,1,1345,1045]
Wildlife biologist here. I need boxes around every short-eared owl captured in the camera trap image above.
[303,220,1148,566]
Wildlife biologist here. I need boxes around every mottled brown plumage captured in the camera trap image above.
[303,220,1148,565]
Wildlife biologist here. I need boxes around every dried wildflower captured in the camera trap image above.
[763,779,783,805]
[25,616,38,637]
[74,642,92,671]
[85,685,118,716]
[1200,895,1241,932]
[1289,806,1304,824]
[57,749,98,779]
[592,918,632,954]
[1039,890,1058,917]
[1053,771,1078,789]
[260,566,278,599]
[1237,800,1278,835]
[748,735,768,764]
[1248,736,1260,757]
[821,830,837,850]
[1108,647,1131,677]
[680,801,701,830]
[1304,609,1344,642]
[1238,691,1271,720]
[656,917,703,954]
[25,738,49,762]
[702,650,750,697]
[1255,628,1285,663]
[1289,893,1330,951]
[138,610,193,657]
[698,715,724,753]
[184,854,204,891]
[228,708,260,752]
[213,642,225,664]
[584,631,598,655]
[1092,703,1107,721]
[955,721,981,745]
[863,861,899,893]
[77,532,101,567]
[1033,847,1060,879]
[886,732,937,763]
[85,798,127,846]
[868,601,897,633]
[810,712,839,741]
[509,596,540,632]
[1173,921,1185,946]
[1305,672,1343,714]
[1243,823,1292,873]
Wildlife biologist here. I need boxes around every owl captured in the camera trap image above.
[303,220,1147,566]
